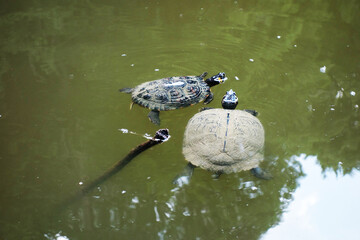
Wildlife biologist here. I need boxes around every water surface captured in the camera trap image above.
[0,0,359,239]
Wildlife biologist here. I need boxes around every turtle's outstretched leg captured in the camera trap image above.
[119,88,134,93]
[148,110,160,125]
[203,92,214,104]
[173,162,196,186]
[244,109,258,117]
[250,167,272,180]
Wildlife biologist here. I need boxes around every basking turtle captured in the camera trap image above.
[119,72,227,125]
[173,89,270,185]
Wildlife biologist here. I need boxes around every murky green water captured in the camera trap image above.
[0,0,359,239]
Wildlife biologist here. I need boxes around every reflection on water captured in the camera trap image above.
[44,232,69,240]
[0,0,359,239]
[45,152,303,239]
[263,154,360,240]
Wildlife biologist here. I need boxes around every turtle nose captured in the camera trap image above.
[227,89,235,95]
[219,72,228,82]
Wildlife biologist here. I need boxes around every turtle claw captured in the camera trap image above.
[148,110,160,125]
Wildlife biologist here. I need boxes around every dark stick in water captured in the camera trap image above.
[62,128,170,206]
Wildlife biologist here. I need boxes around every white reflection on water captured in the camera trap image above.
[44,231,69,240]
[109,207,120,229]
[129,196,139,209]
[320,66,326,73]
[154,205,161,222]
[335,90,343,99]
[262,154,360,240]
[238,180,264,199]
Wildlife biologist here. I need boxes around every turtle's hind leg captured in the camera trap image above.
[212,171,223,179]
[250,167,272,180]
[148,110,160,125]
[173,163,196,186]
[119,88,134,93]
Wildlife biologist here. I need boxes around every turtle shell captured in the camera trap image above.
[183,109,265,174]
[131,75,210,111]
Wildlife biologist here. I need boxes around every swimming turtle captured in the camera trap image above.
[119,72,227,125]
[173,89,271,185]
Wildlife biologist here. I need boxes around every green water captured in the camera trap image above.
[0,0,359,239]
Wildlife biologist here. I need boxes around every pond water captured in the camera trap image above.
[0,0,359,239]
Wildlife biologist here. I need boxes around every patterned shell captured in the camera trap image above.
[131,76,210,111]
[183,109,265,174]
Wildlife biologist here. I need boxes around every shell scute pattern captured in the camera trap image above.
[132,76,210,111]
[183,109,265,173]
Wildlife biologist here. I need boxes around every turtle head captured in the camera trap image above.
[222,89,238,109]
[153,128,171,142]
[205,72,227,87]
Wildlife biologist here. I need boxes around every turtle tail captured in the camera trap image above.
[119,88,134,94]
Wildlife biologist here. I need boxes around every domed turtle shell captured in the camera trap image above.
[131,75,210,111]
[183,109,265,174]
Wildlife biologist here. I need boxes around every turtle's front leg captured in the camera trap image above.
[173,162,196,186]
[203,92,214,104]
[148,110,160,125]
[198,72,208,78]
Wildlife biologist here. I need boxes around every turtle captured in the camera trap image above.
[173,89,271,186]
[119,72,227,125]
